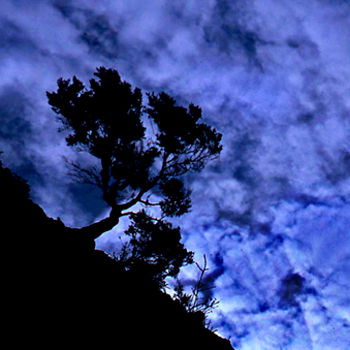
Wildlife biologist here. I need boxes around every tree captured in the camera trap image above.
[46,67,222,285]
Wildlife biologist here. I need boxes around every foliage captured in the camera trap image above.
[114,210,194,289]
[46,66,222,286]
[47,67,222,213]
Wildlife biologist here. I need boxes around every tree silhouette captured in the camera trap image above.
[46,67,222,284]
[1,160,235,350]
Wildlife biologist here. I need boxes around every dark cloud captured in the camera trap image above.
[0,86,44,184]
[200,252,226,300]
[0,18,38,55]
[202,0,270,68]
[53,2,120,59]
[66,182,107,220]
[286,35,320,60]
[278,272,306,308]
[297,112,315,124]
[0,86,33,142]
[258,301,270,312]
[322,149,350,184]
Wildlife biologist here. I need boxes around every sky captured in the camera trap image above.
[1,0,350,348]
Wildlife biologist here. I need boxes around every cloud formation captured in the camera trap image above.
[1,0,350,348]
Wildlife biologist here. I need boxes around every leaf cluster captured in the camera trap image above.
[47,67,222,215]
[115,210,194,288]
[46,67,222,288]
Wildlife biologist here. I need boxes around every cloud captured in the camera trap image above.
[1,0,350,348]
[198,200,350,349]
[0,1,115,226]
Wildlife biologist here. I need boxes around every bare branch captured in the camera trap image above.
[63,156,102,187]
[172,254,219,327]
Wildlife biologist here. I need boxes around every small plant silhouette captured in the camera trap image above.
[173,255,219,328]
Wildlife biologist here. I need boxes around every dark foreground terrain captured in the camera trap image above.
[2,162,233,349]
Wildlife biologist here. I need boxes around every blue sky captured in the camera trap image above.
[1,0,350,348]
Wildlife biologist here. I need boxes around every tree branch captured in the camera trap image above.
[72,208,121,240]
[140,199,160,206]
[63,156,102,187]
[75,216,119,240]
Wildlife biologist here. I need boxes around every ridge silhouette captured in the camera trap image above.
[2,164,233,349]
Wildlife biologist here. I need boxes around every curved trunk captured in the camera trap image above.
[73,213,120,240]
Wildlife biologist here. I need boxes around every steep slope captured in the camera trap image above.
[2,162,233,349]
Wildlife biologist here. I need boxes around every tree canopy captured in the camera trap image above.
[46,67,222,286]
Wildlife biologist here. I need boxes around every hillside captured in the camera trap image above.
[2,161,234,349]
